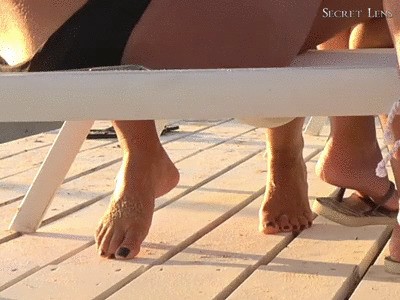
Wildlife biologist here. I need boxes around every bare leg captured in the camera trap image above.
[316,21,397,209]
[316,7,400,263]
[96,0,388,254]
[96,120,179,259]
[316,116,398,210]
[260,118,312,233]
[381,115,400,263]
[316,19,399,211]
[384,0,400,265]
[260,0,384,234]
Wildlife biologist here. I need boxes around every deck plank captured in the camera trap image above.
[0,121,222,205]
[0,123,263,292]
[108,149,327,299]
[0,150,269,299]
[0,120,249,231]
[228,211,392,299]
[0,138,322,299]
[1,120,396,299]
[225,126,394,299]
[351,243,400,299]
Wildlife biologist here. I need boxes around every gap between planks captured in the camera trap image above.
[0,120,268,292]
[0,121,261,245]
[227,147,394,300]
[0,131,324,298]
[0,119,232,206]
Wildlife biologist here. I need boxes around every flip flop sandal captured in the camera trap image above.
[312,181,398,226]
[385,256,400,274]
[87,126,117,139]
[161,125,180,136]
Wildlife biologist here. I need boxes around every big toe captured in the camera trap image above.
[277,215,292,232]
[115,230,142,259]
[259,219,280,234]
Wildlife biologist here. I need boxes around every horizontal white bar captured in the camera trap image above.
[1,49,399,121]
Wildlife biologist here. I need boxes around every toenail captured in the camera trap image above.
[308,221,313,227]
[293,225,298,231]
[100,251,105,256]
[117,247,130,258]
[265,222,275,228]
[300,225,306,230]
[283,226,290,230]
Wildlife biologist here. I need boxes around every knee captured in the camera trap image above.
[350,19,393,49]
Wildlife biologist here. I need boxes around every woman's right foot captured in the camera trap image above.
[316,137,399,211]
[389,225,400,263]
[95,144,179,259]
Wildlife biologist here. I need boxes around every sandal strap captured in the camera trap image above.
[361,181,396,213]
[334,187,347,203]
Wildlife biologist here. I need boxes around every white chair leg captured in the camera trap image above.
[9,120,94,233]
[155,119,169,136]
[304,116,328,136]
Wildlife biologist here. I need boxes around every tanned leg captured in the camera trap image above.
[95,120,179,259]
[316,21,397,211]
[383,0,400,263]
[260,0,385,234]
[260,118,312,233]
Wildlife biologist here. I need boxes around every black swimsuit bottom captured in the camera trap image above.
[0,0,151,72]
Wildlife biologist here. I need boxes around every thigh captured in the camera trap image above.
[122,0,323,69]
[0,0,87,64]
[303,0,384,50]
[350,19,392,49]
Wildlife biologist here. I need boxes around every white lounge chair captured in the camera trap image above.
[1,48,398,233]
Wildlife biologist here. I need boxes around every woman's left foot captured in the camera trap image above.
[95,145,179,259]
[259,150,313,234]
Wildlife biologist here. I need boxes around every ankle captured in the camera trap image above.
[328,134,378,147]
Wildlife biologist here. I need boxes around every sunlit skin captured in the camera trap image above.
[1,0,400,261]
[317,18,400,264]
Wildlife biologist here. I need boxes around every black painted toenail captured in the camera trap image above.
[300,225,306,230]
[293,225,298,231]
[265,222,275,228]
[308,221,313,227]
[117,247,130,258]
[283,226,290,230]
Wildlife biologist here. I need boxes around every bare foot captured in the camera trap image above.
[259,151,313,234]
[95,145,179,259]
[390,225,400,262]
[316,138,398,211]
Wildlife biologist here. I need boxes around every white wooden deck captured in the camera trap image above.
[0,119,399,299]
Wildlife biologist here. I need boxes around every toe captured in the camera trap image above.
[95,223,105,244]
[115,229,142,259]
[99,227,114,257]
[304,212,314,228]
[298,216,309,231]
[107,230,125,256]
[277,215,291,232]
[260,220,280,234]
[289,217,300,232]
[95,223,103,238]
